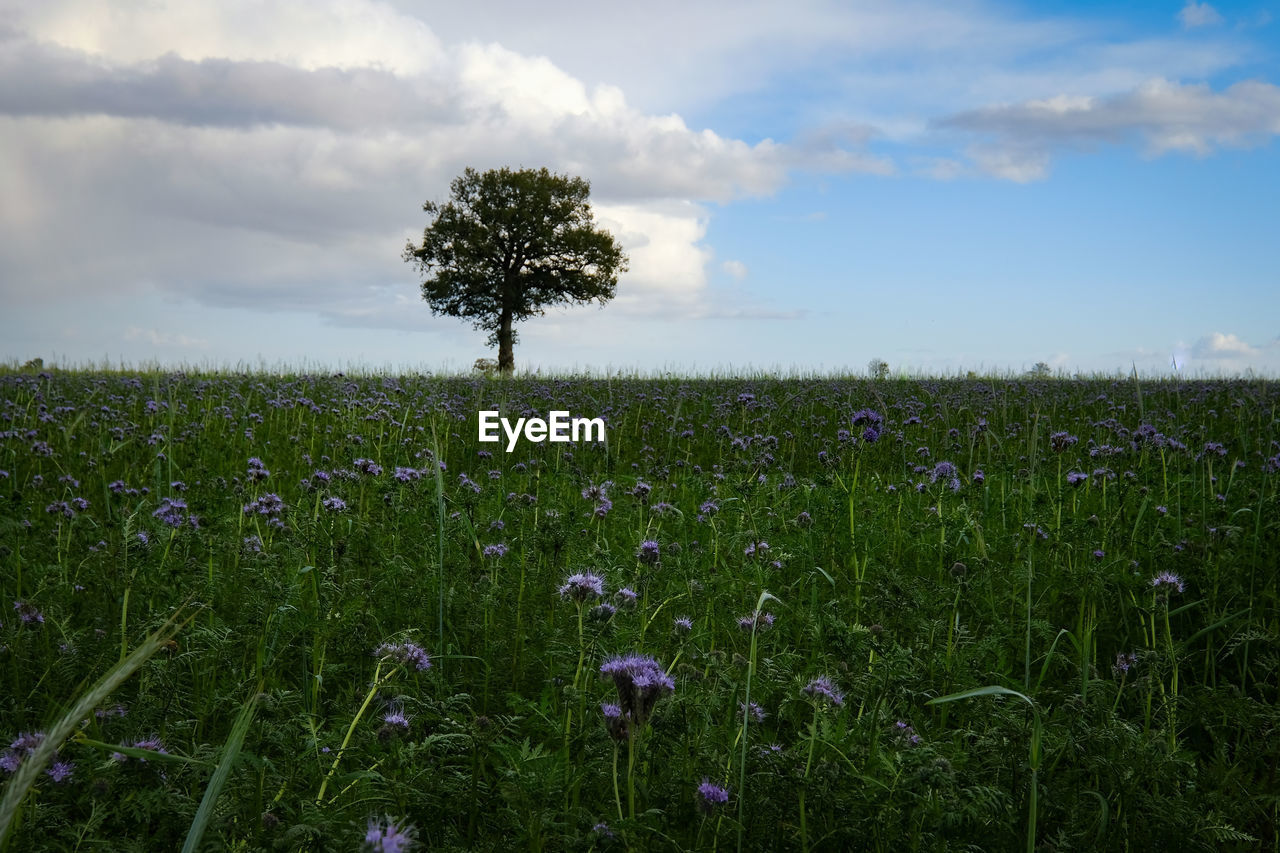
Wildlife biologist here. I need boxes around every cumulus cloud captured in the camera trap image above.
[0,0,894,334]
[939,77,1280,178]
[1192,332,1258,359]
[721,260,749,281]
[1178,1,1223,30]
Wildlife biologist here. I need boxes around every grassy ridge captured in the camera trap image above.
[1,371,1277,851]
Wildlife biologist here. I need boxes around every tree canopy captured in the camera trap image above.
[403,166,628,373]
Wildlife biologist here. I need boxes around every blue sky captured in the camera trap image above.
[1,0,1277,375]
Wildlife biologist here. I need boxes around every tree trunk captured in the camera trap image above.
[497,309,515,374]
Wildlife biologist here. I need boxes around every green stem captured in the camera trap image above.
[315,661,387,805]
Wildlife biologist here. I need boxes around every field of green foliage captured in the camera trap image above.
[1,370,1277,851]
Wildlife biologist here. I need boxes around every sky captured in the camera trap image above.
[1,0,1278,376]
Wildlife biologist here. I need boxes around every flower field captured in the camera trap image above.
[1,370,1277,851]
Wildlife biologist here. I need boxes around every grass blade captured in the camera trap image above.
[181,679,263,853]
[0,606,195,848]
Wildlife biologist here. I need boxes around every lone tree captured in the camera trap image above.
[404,166,628,373]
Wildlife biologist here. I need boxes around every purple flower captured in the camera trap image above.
[601,702,629,740]
[322,496,347,512]
[600,654,675,727]
[1112,651,1138,676]
[1050,432,1078,453]
[382,701,410,730]
[559,572,605,602]
[46,760,74,783]
[636,540,661,565]
[1066,471,1087,487]
[581,482,611,503]
[354,458,383,477]
[152,496,189,528]
[673,616,693,634]
[696,778,730,813]
[123,736,167,762]
[851,409,883,427]
[375,642,432,672]
[592,498,613,518]
[590,602,617,621]
[365,816,415,853]
[739,701,766,722]
[737,610,775,632]
[243,493,285,520]
[483,543,508,559]
[616,587,638,606]
[743,541,770,559]
[802,676,844,707]
[13,600,43,625]
[929,461,958,483]
[1151,572,1185,594]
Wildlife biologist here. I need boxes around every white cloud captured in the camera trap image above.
[721,260,749,281]
[2,0,901,332]
[1178,1,1223,30]
[940,77,1280,178]
[1192,332,1258,359]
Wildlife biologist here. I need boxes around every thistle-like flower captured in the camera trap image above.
[600,654,674,728]
[559,572,605,602]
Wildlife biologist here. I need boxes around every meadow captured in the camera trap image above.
[0,369,1276,851]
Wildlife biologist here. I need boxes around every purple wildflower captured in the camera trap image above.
[1112,651,1138,676]
[382,701,410,730]
[929,461,958,483]
[600,654,675,727]
[246,457,270,481]
[1066,471,1087,487]
[1050,432,1078,453]
[696,778,730,813]
[559,572,605,602]
[1151,572,1185,594]
[152,496,189,528]
[590,602,617,620]
[243,494,285,525]
[364,817,416,853]
[601,702,629,740]
[322,496,347,512]
[375,642,432,672]
[673,616,693,634]
[483,543,508,559]
[13,600,43,625]
[737,610,775,632]
[46,760,74,783]
[802,676,844,707]
[636,539,661,564]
